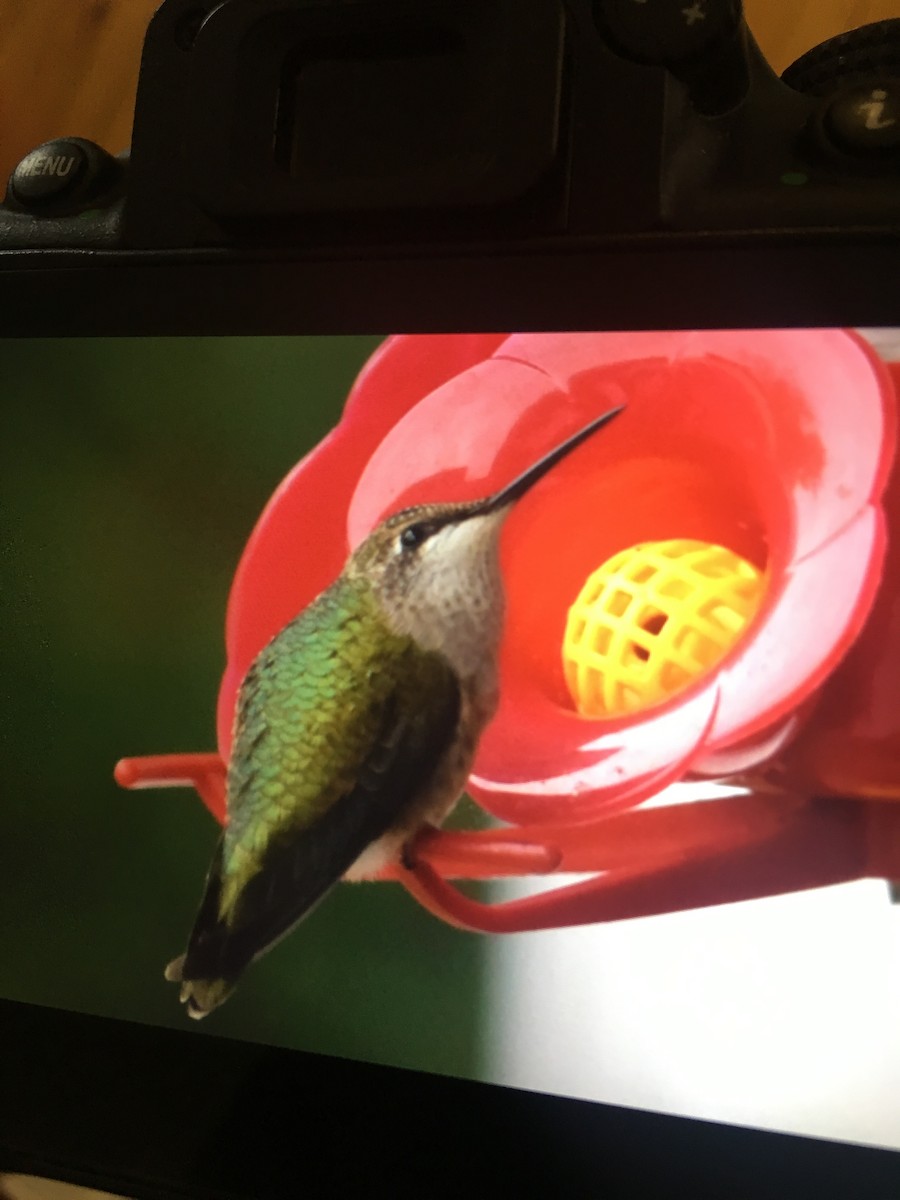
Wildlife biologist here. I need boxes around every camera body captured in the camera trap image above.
[2,0,900,341]
[2,0,900,258]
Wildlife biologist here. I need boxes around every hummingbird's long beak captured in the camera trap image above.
[469,405,625,518]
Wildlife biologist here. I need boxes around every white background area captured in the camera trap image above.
[485,786,900,1150]
[487,875,900,1149]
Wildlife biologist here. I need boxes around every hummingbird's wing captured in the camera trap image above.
[169,584,461,1017]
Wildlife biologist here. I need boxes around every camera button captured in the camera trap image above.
[825,80,900,155]
[594,0,740,66]
[10,140,90,208]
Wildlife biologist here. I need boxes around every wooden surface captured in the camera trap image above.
[0,1,899,183]
[749,0,900,76]
[0,1175,127,1200]
[0,0,159,179]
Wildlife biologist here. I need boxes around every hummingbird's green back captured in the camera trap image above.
[220,572,460,917]
[170,571,462,1016]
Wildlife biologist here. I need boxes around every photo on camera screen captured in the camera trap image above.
[2,328,899,1151]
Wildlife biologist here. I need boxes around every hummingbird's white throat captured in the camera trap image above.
[383,509,508,681]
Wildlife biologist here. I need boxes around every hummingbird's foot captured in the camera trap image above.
[401,841,418,871]
[401,823,440,871]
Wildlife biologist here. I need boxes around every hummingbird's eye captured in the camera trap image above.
[399,522,431,551]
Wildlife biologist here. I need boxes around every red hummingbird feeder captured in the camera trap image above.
[116,330,900,934]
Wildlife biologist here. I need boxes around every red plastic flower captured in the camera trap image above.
[117,331,900,932]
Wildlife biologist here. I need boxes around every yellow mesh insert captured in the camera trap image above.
[562,540,765,718]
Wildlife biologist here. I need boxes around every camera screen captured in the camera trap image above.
[3,329,899,1151]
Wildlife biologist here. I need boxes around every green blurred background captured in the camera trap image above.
[0,336,489,1079]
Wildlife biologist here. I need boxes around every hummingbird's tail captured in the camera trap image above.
[165,820,346,1019]
[164,954,235,1020]
[166,837,247,1020]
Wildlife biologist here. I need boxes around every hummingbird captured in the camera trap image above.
[165,405,623,1017]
